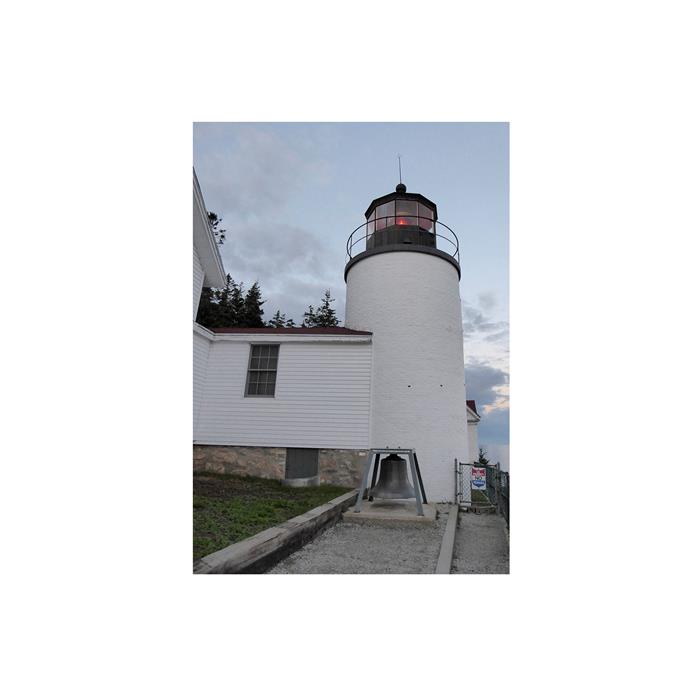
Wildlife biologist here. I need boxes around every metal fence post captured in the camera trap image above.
[454,458,458,504]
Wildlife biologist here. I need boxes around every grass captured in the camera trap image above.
[193,472,349,560]
[470,488,492,505]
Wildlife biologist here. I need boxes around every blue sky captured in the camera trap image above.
[193,122,509,462]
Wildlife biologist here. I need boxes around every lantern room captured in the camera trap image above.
[344,182,461,281]
[364,183,438,250]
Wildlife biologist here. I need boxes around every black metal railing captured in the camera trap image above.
[346,216,460,265]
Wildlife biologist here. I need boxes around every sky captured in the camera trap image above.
[193,122,509,466]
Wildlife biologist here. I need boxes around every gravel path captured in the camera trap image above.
[451,512,509,574]
[268,505,450,574]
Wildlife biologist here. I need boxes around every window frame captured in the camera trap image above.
[244,343,280,398]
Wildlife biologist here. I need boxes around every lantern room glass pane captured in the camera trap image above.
[396,199,418,227]
[374,201,394,231]
[418,203,434,232]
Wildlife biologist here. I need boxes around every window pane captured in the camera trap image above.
[396,200,418,226]
[375,201,394,230]
[247,345,278,396]
[418,203,434,232]
[396,200,418,216]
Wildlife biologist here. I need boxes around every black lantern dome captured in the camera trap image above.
[344,183,460,280]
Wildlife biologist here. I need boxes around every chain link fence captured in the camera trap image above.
[455,460,509,527]
[485,464,509,527]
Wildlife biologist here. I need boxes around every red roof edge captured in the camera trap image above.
[466,399,480,417]
[209,326,372,335]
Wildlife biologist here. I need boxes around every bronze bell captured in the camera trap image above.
[370,454,416,500]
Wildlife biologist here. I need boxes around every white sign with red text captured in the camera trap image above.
[471,466,486,490]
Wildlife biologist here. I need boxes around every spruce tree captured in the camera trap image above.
[267,310,287,328]
[314,289,340,327]
[302,305,317,328]
[196,275,246,328]
[477,447,489,466]
[207,211,226,245]
[242,281,265,327]
[196,287,219,327]
[216,275,245,326]
[229,280,245,324]
[285,318,296,328]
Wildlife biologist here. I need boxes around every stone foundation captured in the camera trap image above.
[193,445,286,480]
[319,449,367,488]
[193,445,367,488]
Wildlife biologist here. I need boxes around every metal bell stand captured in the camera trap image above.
[353,448,428,516]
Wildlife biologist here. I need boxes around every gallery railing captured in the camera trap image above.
[345,216,460,265]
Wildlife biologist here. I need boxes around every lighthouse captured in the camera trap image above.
[344,183,470,502]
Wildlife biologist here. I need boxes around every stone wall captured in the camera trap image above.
[193,445,286,480]
[193,445,367,488]
[319,449,367,488]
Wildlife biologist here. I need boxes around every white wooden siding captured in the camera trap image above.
[195,340,372,449]
[193,246,205,320]
[193,328,212,434]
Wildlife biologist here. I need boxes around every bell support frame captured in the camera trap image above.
[353,448,428,516]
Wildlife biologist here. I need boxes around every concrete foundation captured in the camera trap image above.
[343,500,437,523]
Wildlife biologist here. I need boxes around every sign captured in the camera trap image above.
[471,465,486,490]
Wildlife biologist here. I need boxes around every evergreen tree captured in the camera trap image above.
[207,212,226,245]
[267,310,287,328]
[216,275,245,326]
[196,286,219,328]
[242,281,265,327]
[195,274,245,328]
[285,318,296,328]
[230,279,245,322]
[477,447,489,466]
[302,305,317,328]
[314,289,340,327]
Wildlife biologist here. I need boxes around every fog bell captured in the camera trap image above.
[370,453,415,500]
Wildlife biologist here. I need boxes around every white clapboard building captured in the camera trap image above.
[193,173,479,502]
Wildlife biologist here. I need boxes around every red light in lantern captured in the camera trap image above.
[397,218,407,225]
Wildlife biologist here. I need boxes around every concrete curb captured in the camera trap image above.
[194,490,357,574]
[435,504,458,574]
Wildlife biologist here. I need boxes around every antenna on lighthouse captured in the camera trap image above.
[397,154,403,184]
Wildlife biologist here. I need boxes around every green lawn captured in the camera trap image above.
[193,472,349,560]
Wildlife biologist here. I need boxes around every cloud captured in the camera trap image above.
[463,358,509,446]
[195,125,330,219]
[195,125,340,322]
[221,222,332,281]
[477,291,497,311]
[461,298,508,339]
[464,359,509,412]
[477,408,510,446]
[483,328,509,344]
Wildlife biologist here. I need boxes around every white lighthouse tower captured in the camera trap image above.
[344,183,470,502]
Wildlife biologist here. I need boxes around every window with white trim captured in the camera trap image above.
[245,344,279,397]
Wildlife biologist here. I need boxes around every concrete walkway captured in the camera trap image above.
[268,505,450,574]
[451,512,509,574]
